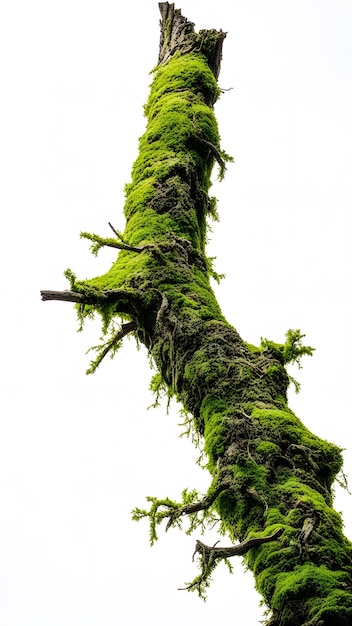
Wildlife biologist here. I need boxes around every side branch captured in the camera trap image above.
[194,136,233,180]
[40,287,141,321]
[192,527,284,561]
[41,288,135,306]
[199,138,226,173]
[132,482,231,544]
[86,321,138,375]
[80,231,144,255]
[80,230,156,256]
[180,528,284,598]
[40,290,89,303]
[80,227,178,260]
[164,483,230,531]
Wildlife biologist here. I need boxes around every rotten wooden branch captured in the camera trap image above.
[40,289,140,317]
[297,517,315,554]
[158,1,226,80]
[165,482,232,530]
[179,528,284,594]
[195,137,227,174]
[155,290,170,325]
[86,321,138,374]
[108,222,125,240]
[40,290,90,304]
[80,231,146,255]
[192,527,284,562]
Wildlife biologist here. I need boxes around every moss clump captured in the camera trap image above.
[272,565,352,625]
[203,412,228,470]
[256,440,281,457]
[145,53,220,115]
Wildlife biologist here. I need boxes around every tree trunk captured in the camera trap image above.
[41,4,352,625]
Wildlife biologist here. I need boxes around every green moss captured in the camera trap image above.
[200,394,228,424]
[273,565,350,616]
[145,54,220,116]
[124,178,157,218]
[256,440,281,457]
[234,458,269,492]
[184,351,226,403]
[216,489,238,531]
[278,479,343,528]
[203,412,227,470]
[251,407,342,481]
[260,329,314,367]
[246,525,293,573]
[308,589,352,625]
[265,508,287,526]
[311,536,352,569]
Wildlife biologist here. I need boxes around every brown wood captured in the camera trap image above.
[158,2,226,79]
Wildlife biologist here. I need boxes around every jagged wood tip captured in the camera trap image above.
[158,2,226,78]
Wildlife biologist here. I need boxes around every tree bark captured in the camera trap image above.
[42,4,352,625]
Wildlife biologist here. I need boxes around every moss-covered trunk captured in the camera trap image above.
[42,4,352,625]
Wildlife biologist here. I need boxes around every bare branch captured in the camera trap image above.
[193,527,283,560]
[199,138,227,172]
[297,517,315,554]
[86,321,137,374]
[40,290,89,303]
[156,290,169,325]
[80,231,145,254]
[179,528,284,597]
[132,481,231,544]
[40,288,140,317]
[108,222,125,240]
[165,483,230,531]
[247,487,269,518]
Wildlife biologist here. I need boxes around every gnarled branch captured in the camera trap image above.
[165,482,231,530]
[158,2,226,81]
[85,321,137,375]
[40,288,138,309]
[132,481,231,544]
[180,528,284,597]
[297,517,315,554]
[196,137,227,176]
[193,527,283,561]
[41,290,89,304]
[247,487,269,518]
[80,231,146,255]
[155,290,169,325]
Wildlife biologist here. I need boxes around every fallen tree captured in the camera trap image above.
[41,4,352,624]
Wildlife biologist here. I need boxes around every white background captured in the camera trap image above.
[1,1,351,624]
